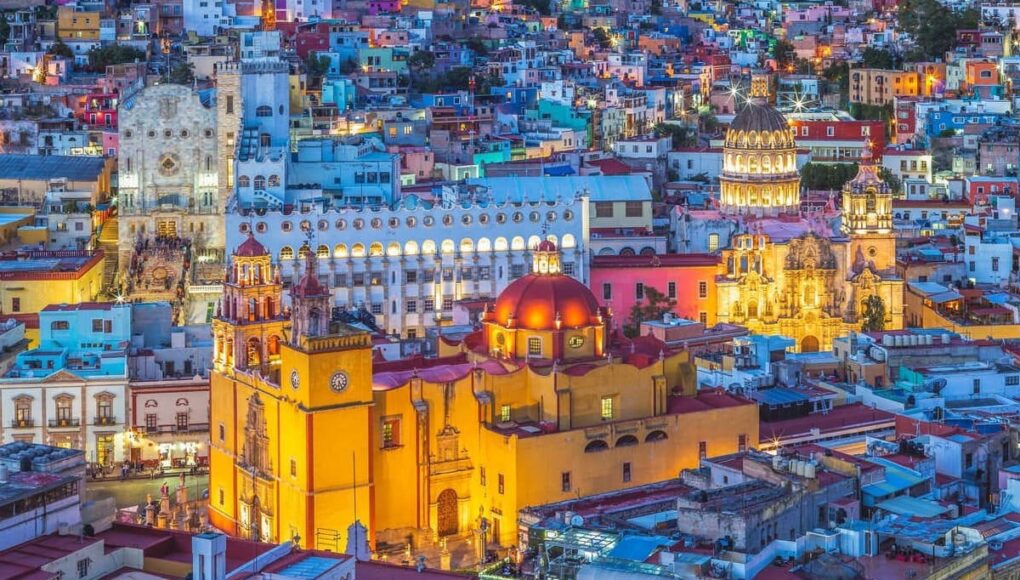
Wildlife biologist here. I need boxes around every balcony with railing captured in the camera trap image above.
[49,418,81,428]
[142,422,210,435]
[93,415,117,426]
[10,418,34,428]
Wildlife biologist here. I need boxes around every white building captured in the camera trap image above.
[1,304,130,466]
[963,229,1015,286]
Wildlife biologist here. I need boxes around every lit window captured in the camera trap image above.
[527,337,541,356]
[561,472,571,492]
[600,396,614,421]
[499,404,511,422]
[382,417,400,448]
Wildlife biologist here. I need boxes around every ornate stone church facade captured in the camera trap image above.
[713,83,903,352]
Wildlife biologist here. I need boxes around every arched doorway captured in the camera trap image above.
[801,335,820,353]
[437,489,458,536]
[250,495,262,542]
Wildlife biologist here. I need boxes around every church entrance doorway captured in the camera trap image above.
[157,219,177,239]
[437,489,458,536]
[801,336,820,352]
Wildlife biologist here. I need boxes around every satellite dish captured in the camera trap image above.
[570,515,584,527]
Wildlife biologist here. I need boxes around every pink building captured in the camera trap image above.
[589,254,720,328]
[393,145,435,182]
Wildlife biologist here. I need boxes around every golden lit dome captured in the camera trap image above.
[490,242,601,331]
[724,102,796,150]
[493,275,601,331]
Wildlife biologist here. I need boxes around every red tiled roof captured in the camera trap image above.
[591,254,719,268]
[760,404,895,443]
[586,158,633,175]
[667,389,754,414]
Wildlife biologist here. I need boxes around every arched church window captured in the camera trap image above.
[238,175,250,188]
[268,175,280,187]
[256,105,272,117]
[254,176,266,191]
[280,246,294,260]
[866,193,877,212]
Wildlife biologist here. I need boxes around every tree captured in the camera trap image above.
[773,39,796,71]
[408,50,436,70]
[87,45,146,71]
[860,295,886,332]
[654,123,696,147]
[168,62,194,84]
[862,47,895,69]
[878,167,902,195]
[48,40,74,58]
[0,14,10,48]
[339,58,359,74]
[464,37,488,56]
[592,27,612,50]
[800,162,859,190]
[626,286,676,337]
[304,53,330,79]
[898,0,979,60]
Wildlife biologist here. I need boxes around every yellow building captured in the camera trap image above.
[849,68,920,106]
[57,6,102,41]
[209,237,759,550]
[714,83,903,352]
[0,250,105,346]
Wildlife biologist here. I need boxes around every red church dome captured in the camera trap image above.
[493,273,601,331]
[234,232,268,257]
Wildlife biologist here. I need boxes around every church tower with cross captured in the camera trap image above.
[209,232,375,548]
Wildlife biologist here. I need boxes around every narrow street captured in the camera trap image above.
[85,474,209,510]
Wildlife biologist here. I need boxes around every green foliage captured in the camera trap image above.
[87,45,146,71]
[464,37,488,56]
[519,0,551,14]
[773,39,796,70]
[0,14,10,47]
[592,27,611,49]
[699,111,721,135]
[800,162,859,190]
[626,286,676,337]
[860,295,886,332]
[168,62,194,84]
[938,128,957,138]
[878,167,902,194]
[654,123,696,147]
[48,39,74,58]
[304,53,330,77]
[862,47,896,69]
[849,102,893,129]
[340,58,359,74]
[898,0,979,60]
[408,50,436,70]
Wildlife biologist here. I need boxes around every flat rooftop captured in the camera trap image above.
[0,154,108,182]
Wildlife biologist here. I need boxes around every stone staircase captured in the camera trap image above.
[97,216,119,294]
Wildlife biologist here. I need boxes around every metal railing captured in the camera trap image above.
[49,418,81,428]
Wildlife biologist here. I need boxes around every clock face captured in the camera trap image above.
[330,371,349,393]
[290,370,300,390]
[569,335,585,349]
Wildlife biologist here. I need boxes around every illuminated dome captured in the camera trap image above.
[234,232,268,257]
[719,74,800,217]
[490,241,601,331]
[724,102,796,150]
[493,274,601,331]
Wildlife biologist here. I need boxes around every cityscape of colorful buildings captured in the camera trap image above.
[1,0,1020,576]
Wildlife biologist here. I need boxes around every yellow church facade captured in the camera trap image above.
[209,238,759,550]
[712,82,903,352]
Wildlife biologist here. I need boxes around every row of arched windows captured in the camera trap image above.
[584,431,667,452]
[274,234,578,261]
[237,175,281,190]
